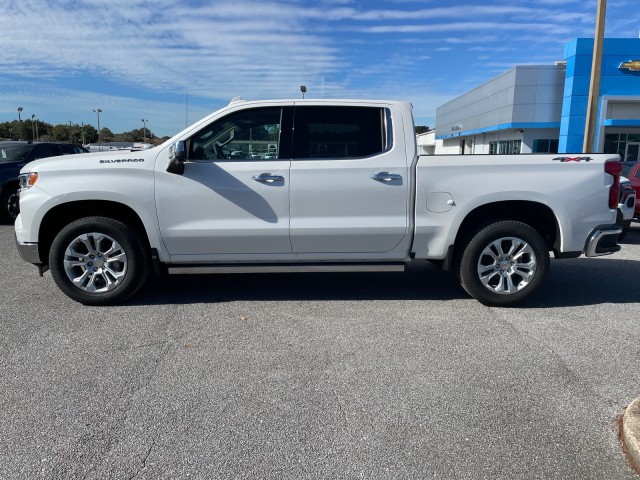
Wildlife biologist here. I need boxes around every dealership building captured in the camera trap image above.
[434,38,640,159]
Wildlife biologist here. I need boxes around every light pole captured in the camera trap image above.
[32,114,36,141]
[17,107,23,140]
[93,108,102,143]
[141,118,148,143]
[583,0,606,152]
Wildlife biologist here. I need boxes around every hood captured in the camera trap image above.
[21,147,159,174]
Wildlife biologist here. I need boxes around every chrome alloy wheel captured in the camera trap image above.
[63,232,128,293]
[476,236,537,295]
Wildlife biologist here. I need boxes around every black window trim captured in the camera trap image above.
[186,106,292,162]
[291,106,393,161]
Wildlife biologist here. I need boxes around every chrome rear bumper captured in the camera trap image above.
[585,226,622,257]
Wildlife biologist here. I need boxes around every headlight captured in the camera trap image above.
[18,172,38,190]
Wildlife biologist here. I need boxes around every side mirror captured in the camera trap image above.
[167,140,186,174]
[170,140,186,161]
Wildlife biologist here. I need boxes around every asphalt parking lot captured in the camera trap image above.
[1,223,639,479]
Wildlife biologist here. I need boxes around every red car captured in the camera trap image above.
[622,161,640,217]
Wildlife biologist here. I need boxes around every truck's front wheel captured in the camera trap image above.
[456,221,549,307]
[49,217,149,305]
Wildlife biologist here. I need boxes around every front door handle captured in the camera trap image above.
[371,172,402,182]
[252,173,284,183]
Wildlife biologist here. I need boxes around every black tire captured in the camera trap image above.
[619,219,631,241]
[49,216,149,305]
[456,221,550,307]
[0,185,19,223]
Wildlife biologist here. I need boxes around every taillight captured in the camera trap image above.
[605,161,621,209]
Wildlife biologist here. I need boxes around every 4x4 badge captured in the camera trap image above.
[552,156,592,162]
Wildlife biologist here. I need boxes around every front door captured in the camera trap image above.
[156,106,294,259]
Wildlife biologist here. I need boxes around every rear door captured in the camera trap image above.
[289,104,409,255]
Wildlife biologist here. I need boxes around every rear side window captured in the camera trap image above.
[31,144,62,159]
[292,106,389,159]
[59,144,85,155]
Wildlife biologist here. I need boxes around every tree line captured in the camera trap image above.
[0,119,168,144]
[1,118,431,144]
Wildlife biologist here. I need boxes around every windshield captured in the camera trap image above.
[0,144,32,163]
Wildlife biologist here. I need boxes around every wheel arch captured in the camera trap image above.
[38,200,152,265]
[451,201,560,264]
[0,178,19,197]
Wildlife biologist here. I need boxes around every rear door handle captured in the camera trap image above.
[252,173,284,183]
[370,172,402,182]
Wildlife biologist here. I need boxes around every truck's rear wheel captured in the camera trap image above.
[49,217,149,305]
[456,221,549,307]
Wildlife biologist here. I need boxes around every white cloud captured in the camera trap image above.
[0,0,635,135]
[360,22,576,35]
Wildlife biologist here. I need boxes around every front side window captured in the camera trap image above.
[0,144,33,162]
[189,107,286,161]
[292,106,388,159]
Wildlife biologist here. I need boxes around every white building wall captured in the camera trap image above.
[435,128,560,155]
[416,130,436,155]
[435,64,565,155]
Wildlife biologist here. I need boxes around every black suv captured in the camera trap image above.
[0,141,88,222]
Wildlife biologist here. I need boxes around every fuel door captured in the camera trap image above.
[427,192,455,213]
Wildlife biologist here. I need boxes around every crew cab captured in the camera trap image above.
[14,99,623,306]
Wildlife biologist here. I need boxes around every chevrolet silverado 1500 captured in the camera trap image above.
[15,98,622,306]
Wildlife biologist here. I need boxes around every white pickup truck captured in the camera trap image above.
[15,98,623,306]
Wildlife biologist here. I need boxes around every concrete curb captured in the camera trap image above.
[621,396,640,475]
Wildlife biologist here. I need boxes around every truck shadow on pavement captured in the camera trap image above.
[137,261,468,305]
[134,250,640,308]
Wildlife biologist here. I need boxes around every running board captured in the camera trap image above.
[167,263,406,275]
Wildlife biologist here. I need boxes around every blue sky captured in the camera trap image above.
[1,0,639,137]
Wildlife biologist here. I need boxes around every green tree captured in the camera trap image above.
[0,121,18,140]
[113,132,133,142]
[52,124,71,142]
[85,125,98,143]
[99,127,114,142]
